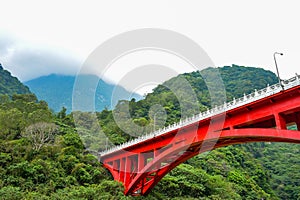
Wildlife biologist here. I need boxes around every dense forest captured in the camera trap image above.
[0,64,299,199]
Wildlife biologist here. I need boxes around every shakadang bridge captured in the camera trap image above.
[98,74,300,196]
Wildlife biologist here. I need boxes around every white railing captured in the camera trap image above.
[99,74,300,156]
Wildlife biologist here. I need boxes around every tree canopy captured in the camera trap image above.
[0,64,299,199]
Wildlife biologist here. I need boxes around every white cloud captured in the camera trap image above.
[0,0,299,88]
[0,35,81,81]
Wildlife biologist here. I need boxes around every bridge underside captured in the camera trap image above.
[124,128,300,195]
[100,85,300,196]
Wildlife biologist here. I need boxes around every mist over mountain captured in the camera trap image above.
[24,74,142,112]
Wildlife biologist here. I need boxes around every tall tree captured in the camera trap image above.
[22,122,58,151]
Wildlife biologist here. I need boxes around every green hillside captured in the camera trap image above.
[0,63,31,96]
[0,65,299,199]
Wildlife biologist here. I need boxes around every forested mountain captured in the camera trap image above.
[0,63,31,96]
[24,74,142,112]
[0,65,299,199]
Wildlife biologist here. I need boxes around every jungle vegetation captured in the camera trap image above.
[0,64,299,199]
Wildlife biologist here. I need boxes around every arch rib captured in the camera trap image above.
[125,128,300,195]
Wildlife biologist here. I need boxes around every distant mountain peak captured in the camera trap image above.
[25,74,142,112]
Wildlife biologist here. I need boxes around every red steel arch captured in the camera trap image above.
[125,129,300,195]
[100,81,300,196]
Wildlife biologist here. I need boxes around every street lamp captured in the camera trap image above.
[273,52,284,89]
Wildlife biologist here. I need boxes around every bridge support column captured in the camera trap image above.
[112,160,119,179]
[124,157,132,187]
[119,158,125,182]
[275,113,287,130]
[153,149,162,170]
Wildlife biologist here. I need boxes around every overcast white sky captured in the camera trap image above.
[0,0,299,94]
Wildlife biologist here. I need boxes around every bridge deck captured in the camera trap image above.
[99,75,300,158]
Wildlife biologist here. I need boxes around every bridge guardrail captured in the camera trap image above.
[99,74,300,157]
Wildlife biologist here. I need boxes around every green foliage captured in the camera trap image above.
[0,91,125,199]
[0,186,23,200]
[245,143,300,199]
[0,64,31,97]
[0,65,298,199]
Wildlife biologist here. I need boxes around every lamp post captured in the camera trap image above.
[273,52,284,89]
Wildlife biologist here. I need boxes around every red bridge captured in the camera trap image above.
[99,75,300,196]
